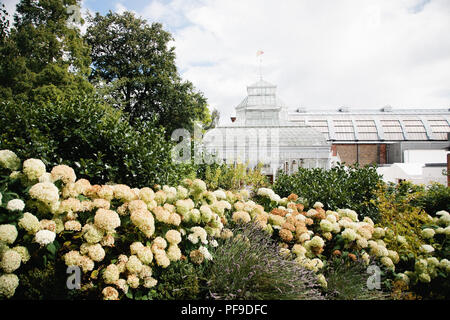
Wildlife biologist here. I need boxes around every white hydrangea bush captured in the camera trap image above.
[0,150,242,299]
[0,149,448,299]
[254,187,450,292]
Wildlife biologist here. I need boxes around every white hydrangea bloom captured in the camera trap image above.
[213,190,227,200]
[137,246,153,265]
[12,246,30,263]
[198,246,213,261]
[421,228,435,239]
[0,150,21,171]
[165,230,182,245]
[94,209,121,232]
[35,230,56,246]
[103,264,120,284]
[420,244,435,254]
[6,199,25,212]
[188,226,208,245]
[29,182,59,205]
[22,158,46,180]
[313,202,324,209]
[341,228,357,241]
[0,224,18,244]
[18,212,41,234]
[0,274,19,299]
[320,219,333,232]
[51,164,76,184]
[126,255,143,274]
[38,172,52,183]
[130,209,155,238]
[0,249,22,273]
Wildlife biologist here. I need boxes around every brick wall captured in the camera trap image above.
[335,144,382,165]
[335,145,357,164]
[359,145,378,165]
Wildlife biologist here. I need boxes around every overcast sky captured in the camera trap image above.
[5,0,450,124]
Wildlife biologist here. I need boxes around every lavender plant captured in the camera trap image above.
[206,222,323,300]
[323,256,388,300]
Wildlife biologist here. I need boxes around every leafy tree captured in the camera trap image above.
[0,0,92,103]
[85,11,212,136]
[203,108,220,131]
[0,93,196,187]
[0,3,10,40]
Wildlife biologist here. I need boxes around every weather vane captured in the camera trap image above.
[256,50,264,80]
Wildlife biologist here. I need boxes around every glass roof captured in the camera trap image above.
[234,79,288,125]
[204,125,330,148]
[289,109,450,142]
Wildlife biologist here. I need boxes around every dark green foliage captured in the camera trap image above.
[384,181,450,216]
[409,274,450,300]
[413,183,450,215]
[323,256,388,300]
[0,3,9,40]
[15,262,61,300]
[85,10,211,135]
[273,164,382,221]
[14,260,72,300]
[0,94,196,187]
[205,223,323,300]
[14,258,99,300]
[151,260,207,300]
[0,0,92,103]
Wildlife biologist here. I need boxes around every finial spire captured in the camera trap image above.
[256,50,264,80]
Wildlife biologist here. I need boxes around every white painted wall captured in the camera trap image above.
[377,163,447,185]
[403,149,449,164]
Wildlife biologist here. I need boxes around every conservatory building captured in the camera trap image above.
[203,79,332,180]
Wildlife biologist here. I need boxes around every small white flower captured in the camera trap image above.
[212,190,226,200]
[6,199,25,212]
[313,202,324,209]
[210,239,219,247]
[198,246,213,261]
[35,230,56,246]
[421,228,435,239]
[420,244,435,254]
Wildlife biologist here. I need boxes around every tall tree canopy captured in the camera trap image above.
[0,4,10,40]
[0,0,92,103]
[85,11,213,135]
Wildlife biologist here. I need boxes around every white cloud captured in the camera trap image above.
[8,0,450,125]
[150,0,450,124]
[3,0,20,26]
[114,3,127,15]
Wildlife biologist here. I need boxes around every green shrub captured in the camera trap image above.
[205,223,323,300]
[150,260,207,300]
[0,94,195,187]
[273,164,382,221]
[13,260,94,300]
[385,181,450,216]
[198,162,269,192]
[373,183,430,258]
[413,183,450,216]
[374,183,450,299]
